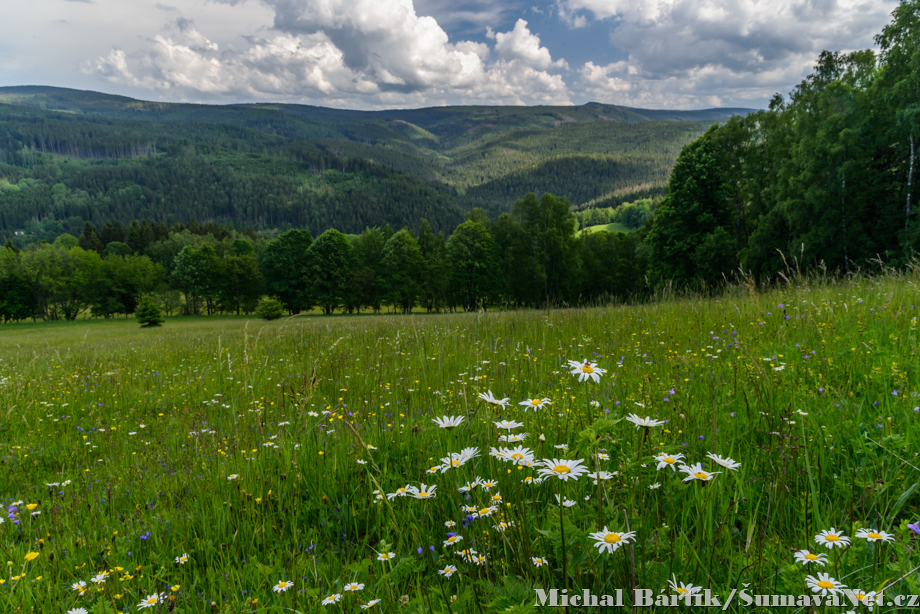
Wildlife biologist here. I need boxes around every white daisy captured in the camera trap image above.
[654,453,684,471]
[438,565,458,577]
[537,458,590,481]
[567,359,607,383]
[175,553,189,565]
[588,527,637,553]
[668,575,702,596]
[506,446,535,465]
[625,414,665,429]
[814,528,851,549]
[519,398,551,410]
[855,528,894,543]
[407,484,437,500]
[794,550,828,566]
[377,552,396,561]
[344,582,364,592]
[273,580,293,593]
[478,390,510,407]
[706,453,742,471]
[532,557,547,567]
[322,593,343,606]
[137,594,161,609]
[499,433,528,443]
[432,416,464,429]
[678,463,721,483]
[361,599,382,610]
[443,534,464,547]
[805,572,846,596]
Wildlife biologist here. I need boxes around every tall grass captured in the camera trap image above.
[1,267,919,613]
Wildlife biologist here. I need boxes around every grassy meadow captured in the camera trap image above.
[2,269,920,613]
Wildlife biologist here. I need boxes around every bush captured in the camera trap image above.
[256,297,285,320]
[136,295,165,327]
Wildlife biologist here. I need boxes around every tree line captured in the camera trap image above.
[0,193,649,322]
[644,0,920,286]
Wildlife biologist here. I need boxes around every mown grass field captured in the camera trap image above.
[2,270,920,613]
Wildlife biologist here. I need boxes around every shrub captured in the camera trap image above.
[256,297,285,321]
[136,295,165,327]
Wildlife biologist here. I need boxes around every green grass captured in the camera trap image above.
[580,222,631,235]
[1,270,920,613]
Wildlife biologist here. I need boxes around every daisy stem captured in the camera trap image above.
[436,573,453,614]
[559,483,569,596]
[636,427,649,462]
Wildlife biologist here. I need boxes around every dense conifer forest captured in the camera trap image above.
[1,0,917,321]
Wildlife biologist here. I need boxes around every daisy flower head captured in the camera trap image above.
[537,458,590,481]
[532,557,547,567]
[848,589,878,610]
[626,414,665,429]
[443,534,463,547]
[273,580,293,593]
[479,479,499,491]
[361,599,382,610]
[67,609,88,614]
[567,359,607,383]
[407,484,437,500]
[654,452,684,471]
[814,528,850,549]
[456,548,478,562]
[554,495,576,507]
[377,552,396,561]
[322,593,343,606]
[71,581,86,592]
[794,550,828,566]
[344,582,364,592]
[472,554,488,566]
[855,528,894,543]
[589,471,615,482]
[706,453,742,471]
[499,433,528,443]
[474,506,498,518]
[478,390,510,407]
[493,520,514,532]
[445,520,456,528]
[175,553,189,565]
[590,400,600,407]
[507,446,534,465]
[227,474,238,481]
[648,483,661,490]
[91,573,107,584]
[458,480,480,493]
[519,398,551,411]
[678,463,721,483]
[588,527,637,553]
[805,572,846,596]
[490,447,511,461]
[433,416,464,429]
[138,594,161,609]
[438,565,457,577]
[494,420,524,431]
[668,575,702,597]
[596,452,609,461]
[386,486,409,500]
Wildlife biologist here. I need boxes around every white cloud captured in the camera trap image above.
[562,0,898,108]
[85,0,571,107]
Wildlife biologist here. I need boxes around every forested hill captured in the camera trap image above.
[0,86,750,243]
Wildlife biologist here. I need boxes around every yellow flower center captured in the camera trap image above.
[825,535,838,542]
[492,495,500,501]
[554,465,571,474]
[694,472,709,480]
[581,364,594,373]
[531,399,541,405]
[664,457,675,463]
[604,533,621,543]
[804,554,817,561]
[512,453,523,460]
[856,593,866,600]
[479,508,491,515]
[279,582,288,588]
[451,460,460,467]
[447,536,457,542]
[676,588,688,594]
[418,492,428,497]
[817,581,834,589]
[396,488,405,494]
[145,598,158,604]
[867,532,882,539]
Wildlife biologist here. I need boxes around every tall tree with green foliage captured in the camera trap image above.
[446,221,499,311]
[647,128,731,286]
[306,229,355,315]
[380,230,424,313]
[260,229,313,314]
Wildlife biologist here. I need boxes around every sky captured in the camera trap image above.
[0,0,900,111]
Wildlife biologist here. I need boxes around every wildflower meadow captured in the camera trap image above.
[2,269,920,613]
